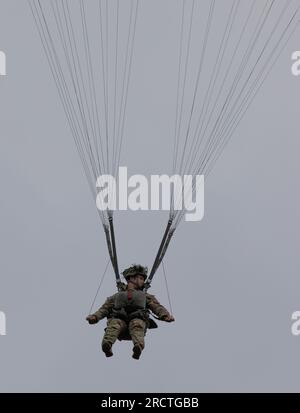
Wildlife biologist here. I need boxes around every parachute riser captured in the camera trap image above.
[145,218,174,290]
[103,217,121,288]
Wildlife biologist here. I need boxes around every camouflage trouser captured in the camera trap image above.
[102,318,146,349]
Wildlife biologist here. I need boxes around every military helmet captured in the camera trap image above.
[122,264,148,280]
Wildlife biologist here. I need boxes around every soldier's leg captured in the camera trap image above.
[102,318,126,357]
[128,318,146,360]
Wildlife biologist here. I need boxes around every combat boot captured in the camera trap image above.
[132,344,142,360]
[102,341,113,357]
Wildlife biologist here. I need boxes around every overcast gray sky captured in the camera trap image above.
[1,0,300,393]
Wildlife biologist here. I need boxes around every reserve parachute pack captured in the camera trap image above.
[112,289,147,321]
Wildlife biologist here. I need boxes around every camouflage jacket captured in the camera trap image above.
[92,291,171,321]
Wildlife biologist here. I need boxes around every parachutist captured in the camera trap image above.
[86,265,174,360]
[31,2,300,314]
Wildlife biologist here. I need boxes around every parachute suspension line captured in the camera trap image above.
[173,0,242,211]
[173,0,272,226]
[205,10,300,178]
[169,0,300,229]
[178,0,238,177]
[193,0,299,179]
[192,0,282,178]
[65,0,100,178]
[88,258,110,314]
[172,0,194,178]
[60,0,102,182]
[171,0,195,215]
[174,3,297,227]
[171,0,186,186]
[207,1,294,169]
[28,0,105,227]
[29,0,140,197]
[162,261,173,316]
[112,0,120,180]
[79,0,104,177]
[30,1,102,188]
[151,0,300,271]
[108,0,139,213]
[181,0,258,185]
[176,8,300,228]
[176,0,215,180]
[180,0,245,181]
[29,1,300,288]
[29,0,140,276]
[200,1,299,177]
[114,0,139,180]
[172,0,231,214]
[98,0,110,175]
[106,0,110,172]
[177,21,299,220]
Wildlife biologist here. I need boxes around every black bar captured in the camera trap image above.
[0,393,298,410]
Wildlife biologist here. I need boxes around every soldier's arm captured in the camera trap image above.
[89,295,115,322]
[146,293,174,321]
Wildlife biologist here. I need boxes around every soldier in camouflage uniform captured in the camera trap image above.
[86,265,175,360]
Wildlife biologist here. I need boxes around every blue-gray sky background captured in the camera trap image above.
[0,0,300,392]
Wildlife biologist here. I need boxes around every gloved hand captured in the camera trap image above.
[163,315,175,322]
[86,315,98,324]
